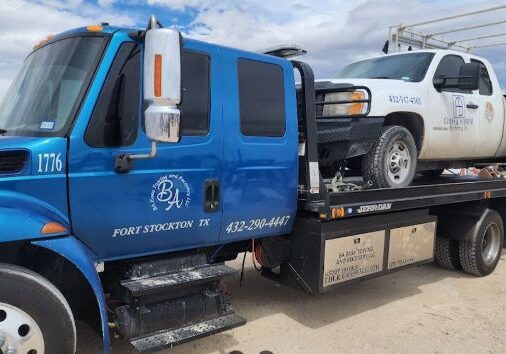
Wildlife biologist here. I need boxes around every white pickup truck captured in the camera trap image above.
[320,49,506,188]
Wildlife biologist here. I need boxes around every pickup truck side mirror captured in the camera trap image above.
[457,62,480,91]
[433,62,480,92]
[143,26,182,144]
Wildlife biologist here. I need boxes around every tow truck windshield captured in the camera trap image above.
[0,36,107,137]
[336,52,435,82]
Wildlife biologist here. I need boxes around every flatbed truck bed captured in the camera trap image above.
[304,175,506,219]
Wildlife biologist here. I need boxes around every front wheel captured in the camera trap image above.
[362,126,417,188]
[0,264,76,354]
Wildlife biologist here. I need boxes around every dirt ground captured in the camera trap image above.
[78,252,506,354]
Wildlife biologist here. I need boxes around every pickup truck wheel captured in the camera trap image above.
[362,126,417,188]
[0,264,76,354]
[459,210,504,276]
[435,237,461,271]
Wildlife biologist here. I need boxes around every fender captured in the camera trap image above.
[0,190,69,241]
[32,236,110,354]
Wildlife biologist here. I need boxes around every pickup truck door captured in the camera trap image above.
[425,54,478,159]
[68,39,224,260]
[469,59,503,157]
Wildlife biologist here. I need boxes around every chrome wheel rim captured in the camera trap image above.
[387,140,411,185]
[0,303,44,354]
[482,223,501,266]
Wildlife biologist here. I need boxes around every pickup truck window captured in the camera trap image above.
[336,52,435,82]
[0,36,106,137]
[86,43,140,147]
[471,59,493,96]
[238,59,286,137]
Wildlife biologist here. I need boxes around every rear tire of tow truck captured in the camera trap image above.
[362,125,417,189]
[0,264,77,354]
[459,210,504,276]
[435,237,461,271]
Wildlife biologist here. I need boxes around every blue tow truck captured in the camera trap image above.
[0,16,505,354]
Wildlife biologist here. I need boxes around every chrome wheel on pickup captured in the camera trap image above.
[362,125,417,189]
[387,141,411,185]
[0,264,76,354]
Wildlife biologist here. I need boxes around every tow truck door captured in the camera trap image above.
[68,38,224,259]
[218,51,298,242]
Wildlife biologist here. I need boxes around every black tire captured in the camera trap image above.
[435,237,461,271]
[362,125,417,188]
[0,264,76,353]
[459,210,504,276]
[421,169,444,177]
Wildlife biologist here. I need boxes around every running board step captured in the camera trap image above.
[121,264,237,296]
[130,313,247,352]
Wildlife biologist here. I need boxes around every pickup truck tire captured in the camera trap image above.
[459,210,504,276]
[435,237,461,271]
[0,264,77,354]
[362,125,417,188]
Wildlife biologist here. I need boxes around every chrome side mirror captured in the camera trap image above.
[143,26,182,144]
[115,19,182,173]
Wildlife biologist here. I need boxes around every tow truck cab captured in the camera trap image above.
[0,24,300,353]
[0,26,298,258]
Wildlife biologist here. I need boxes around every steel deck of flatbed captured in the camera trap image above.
[302,175,506,220]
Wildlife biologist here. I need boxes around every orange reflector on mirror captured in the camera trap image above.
[41,222,67,235]
[154,54,162,97]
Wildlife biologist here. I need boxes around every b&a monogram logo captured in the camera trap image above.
[150,175,191,211]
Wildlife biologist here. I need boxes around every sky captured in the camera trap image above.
[1,0,506,101]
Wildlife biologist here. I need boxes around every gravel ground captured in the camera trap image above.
[78,251,506,354]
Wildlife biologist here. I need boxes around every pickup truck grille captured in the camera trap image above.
[0,150,29,174]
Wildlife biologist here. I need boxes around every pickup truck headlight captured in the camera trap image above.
[322,90,369,117]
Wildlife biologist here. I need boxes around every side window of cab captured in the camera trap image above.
[471,59,493,96]
[86,42,141,147]
[86,45,212,148]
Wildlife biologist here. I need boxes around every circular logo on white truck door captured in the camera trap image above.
[150,174,191,211]
[485,102,494,121]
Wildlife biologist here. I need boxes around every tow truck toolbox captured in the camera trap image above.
[0,17,505,354]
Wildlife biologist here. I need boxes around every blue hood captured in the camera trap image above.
[0,136,69,241]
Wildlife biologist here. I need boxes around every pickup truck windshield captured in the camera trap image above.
[337,52,435,82]
[0,36,106,137]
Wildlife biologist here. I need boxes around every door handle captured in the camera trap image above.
[204,179,220,212]
[466,103,479,109]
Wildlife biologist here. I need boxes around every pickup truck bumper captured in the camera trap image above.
[317,116,384,160]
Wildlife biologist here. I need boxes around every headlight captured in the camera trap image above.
[322,90,369,117]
